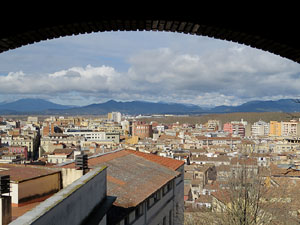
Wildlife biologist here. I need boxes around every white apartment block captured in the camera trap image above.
[251,120,269,137]
[281,121,300,136]
[63,129,120,143]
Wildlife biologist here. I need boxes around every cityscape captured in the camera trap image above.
[1,14,300,225]
[1,111,300,224]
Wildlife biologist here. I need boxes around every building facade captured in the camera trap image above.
[61,149,184,225]
[269,121,282,136]
[132,121,153,139]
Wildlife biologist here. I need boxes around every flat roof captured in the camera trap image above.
[0,164,60,182]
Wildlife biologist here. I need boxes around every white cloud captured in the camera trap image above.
[0,65,128,95]
[126,46,300,103]
[1,43,300,106]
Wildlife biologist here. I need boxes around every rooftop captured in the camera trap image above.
[128,150,184,171]
[0,164,60,182]
[61,149,182,208]
[52,148,75,155]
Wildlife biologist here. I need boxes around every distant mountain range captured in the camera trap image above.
[0,98,300,115]
[0,99,73,113]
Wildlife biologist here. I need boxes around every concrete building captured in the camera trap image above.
[27,117,38,124]
[39,134,83,155]
[64,129,120,144]
[108,112,122,123]
[223,123,233,134]
[269,121,282,136]
[9,166,109,225]
[42,122,55,137]
[206,120,220,132]
[190,155,231,166]
[281,120,300,137]
[10,136,39,160]
[7,146,28,160]
[196,136,241,148]
[0,164,61,207]
[62,149,185,225]
[251,120,270,137]
[47,148,75,164]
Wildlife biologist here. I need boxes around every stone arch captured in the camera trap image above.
[0,13,299,63]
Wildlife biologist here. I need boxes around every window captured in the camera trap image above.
[147,190,161,209]
[124,216,129,225]
[169,210,172,225]
[135,204,144,219]
[163,216,166,225]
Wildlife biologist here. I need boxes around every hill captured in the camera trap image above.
[0,98,73,113]
[0,98,300,115]
[58,100,203,115]
[211,99,300,113]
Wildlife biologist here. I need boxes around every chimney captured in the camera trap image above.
[0,175,11,225]
[75,154,88,175]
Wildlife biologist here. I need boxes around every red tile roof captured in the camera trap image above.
[61,150,130,168]
[230,157,257,166]
[61,149,181,208]
[211,190,231,204]
[62,149,185,171]
[125,149,184,171]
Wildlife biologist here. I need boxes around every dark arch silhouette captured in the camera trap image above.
[0,10,299,63]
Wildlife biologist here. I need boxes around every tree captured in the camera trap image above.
[217,165,270,225]
[184,163,300,225]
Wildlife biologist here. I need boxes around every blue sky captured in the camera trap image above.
[0,31,300,107]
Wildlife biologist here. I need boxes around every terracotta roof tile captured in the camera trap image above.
[211,190,231,204]
[61,149,180,208]
[53,148,74,155]
[125,149,184,171]
[195,194,212,203]
[61,150,130,169]
[95,154,179,208]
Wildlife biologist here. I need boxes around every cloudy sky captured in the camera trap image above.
[0,31,300,107]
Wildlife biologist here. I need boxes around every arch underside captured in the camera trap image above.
[1,16,299,63]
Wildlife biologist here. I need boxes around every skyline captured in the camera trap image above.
[0,31,300,107]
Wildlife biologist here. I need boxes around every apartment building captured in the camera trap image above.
[251,120,270,137]
[190,155,231,166]
[42,122,55,136]
[206,120,220,132]
[108,112,122,123]
[223,123,233,134]
[10,136,38,159]
[47,148,75,164]
[64,129,120,143]
[269,121,282,136]
[39,134,84,155]
[7,146,28,160]
[61,149,184,225]
[132,121,153,139]
[281,120,300,136]
[196,136,241,148]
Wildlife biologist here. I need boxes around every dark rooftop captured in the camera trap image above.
[0,164,60,182]
[62,149,181,208]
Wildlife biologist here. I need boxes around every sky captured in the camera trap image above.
[0,31,300,107]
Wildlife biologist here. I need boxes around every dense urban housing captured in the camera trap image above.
[1,113,300,224]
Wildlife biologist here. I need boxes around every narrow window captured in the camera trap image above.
[169,210,172,225]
